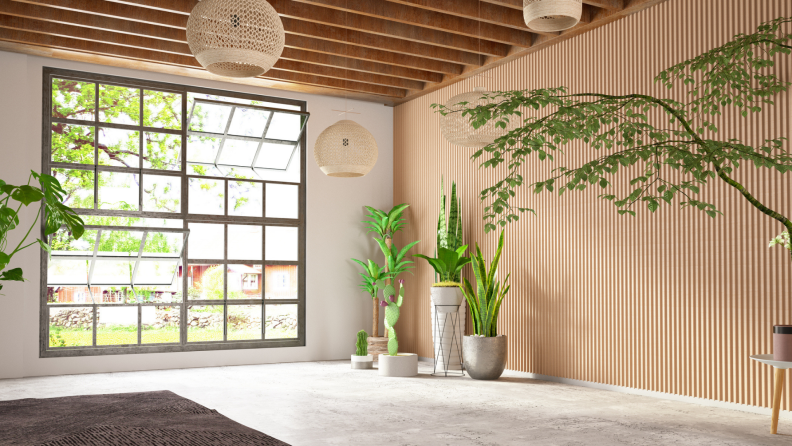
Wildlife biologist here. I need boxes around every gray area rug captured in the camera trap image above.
[0,390,290,445]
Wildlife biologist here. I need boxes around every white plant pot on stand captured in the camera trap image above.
[431,286,465,373]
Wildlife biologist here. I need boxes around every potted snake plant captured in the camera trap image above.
[459,230,511,380]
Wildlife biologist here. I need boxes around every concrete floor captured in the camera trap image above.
[0,360,789,445]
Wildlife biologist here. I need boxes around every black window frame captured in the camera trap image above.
[40,67,307,358]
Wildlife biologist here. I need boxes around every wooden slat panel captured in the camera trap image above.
[0,26,406,97]
[394,0,792,412]
[482,0,624,9]
[388,0,543,33]
[293,0,536,48]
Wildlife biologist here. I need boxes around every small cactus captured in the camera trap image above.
[381,282,405,356]
[355,330,368,356]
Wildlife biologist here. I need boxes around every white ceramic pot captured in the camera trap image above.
[351,354,374,369]
[430,286,466,372]
[378,353,418,377]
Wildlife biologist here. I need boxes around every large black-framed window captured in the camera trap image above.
[40,68,307,358]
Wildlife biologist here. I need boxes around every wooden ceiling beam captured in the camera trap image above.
[16,0,476,68]
[269,0,510,57]
[0,26,406,97]
[387,0,547,34]
[0,13,425,90]
[292,0,535,48]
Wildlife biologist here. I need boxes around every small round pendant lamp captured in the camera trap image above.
[523,0,582,32]
[440,87,507,148]
[186,0,285,78]
[313,120,378,177]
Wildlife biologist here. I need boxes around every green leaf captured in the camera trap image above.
[10,185,44,206]
[0,267,25,282]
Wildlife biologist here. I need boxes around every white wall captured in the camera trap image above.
[0,50,393,379]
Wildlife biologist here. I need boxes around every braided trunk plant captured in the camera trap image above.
[432,17,792,265]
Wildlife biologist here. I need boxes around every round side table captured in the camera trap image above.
[750,354,792,434]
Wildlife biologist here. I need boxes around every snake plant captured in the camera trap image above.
[460,230,511,337]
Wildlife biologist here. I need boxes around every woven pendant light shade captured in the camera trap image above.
[440,87,508,148]
[314,120,378,177]
[523,0,582,32]
[186,0,285,78]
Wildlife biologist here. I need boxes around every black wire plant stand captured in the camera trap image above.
[432,304,465,377]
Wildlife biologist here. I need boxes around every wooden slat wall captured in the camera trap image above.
[394,0,792,410]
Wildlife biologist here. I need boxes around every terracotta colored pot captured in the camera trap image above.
[773,325,792,362]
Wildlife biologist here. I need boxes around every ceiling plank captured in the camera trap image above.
[292,0,535,48]
[0,39,399,104]
[0,26,406,97]
[0,13,425,89]
[482,0,623,10]
[18,0,478,67]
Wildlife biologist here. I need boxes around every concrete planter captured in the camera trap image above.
[431,287,466,372]
[463,335,507,380]
[351,354,373,369]
[378,353,418,377]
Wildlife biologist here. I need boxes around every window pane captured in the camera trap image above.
[52,168,94,209]
[266,183,298,219]
[228,304,262,340]
[143,90,182,130]
[49,307,93,347]
[143,174,181,213]
[190,102,232,134]
[264,265,297,300]
[187,163,223,177]
[142,231,184,257]
[97,230,144,257]
[188,264,224,300]
[99,84,140,125]
[98,171,139,211]
[266,113,304,141]
[254,142,296,170]
[96,287,135,304]
[265,226,298,261]
[187,305,224,342]
[52,79,95,120]
[265,304,297,339]
[187,223,224,259]
[97,306,138,345]
[228,225,262,260]
[142,305,180,344]
[218,139,259,166]
[228,264,262,299]
[48,259,90,286]
[51,124,94,165]
[229,181,262,217]
[216,165,257,180]
[47,286,94,304]
[92,259,135,285]
[80,216,183,229]
[187,136,221,163]
[144,133,181,171]
[50,229,98,256]
[98,128,140,168]
[228,107,270,137]
[136,261,179,285]
[136,280,182,304]
[188,178,224,215]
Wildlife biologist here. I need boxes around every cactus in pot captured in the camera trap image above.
[351,329,373,369]
[380,280,405,356]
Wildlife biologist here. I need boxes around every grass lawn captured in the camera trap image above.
[50,325,292,347]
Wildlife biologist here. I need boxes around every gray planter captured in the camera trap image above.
[462,335,507,380]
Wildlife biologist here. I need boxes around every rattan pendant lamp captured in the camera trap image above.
[186,0,285,78]
[523,0,582,32]
[312,1,378,178]
[440,1,508,148]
